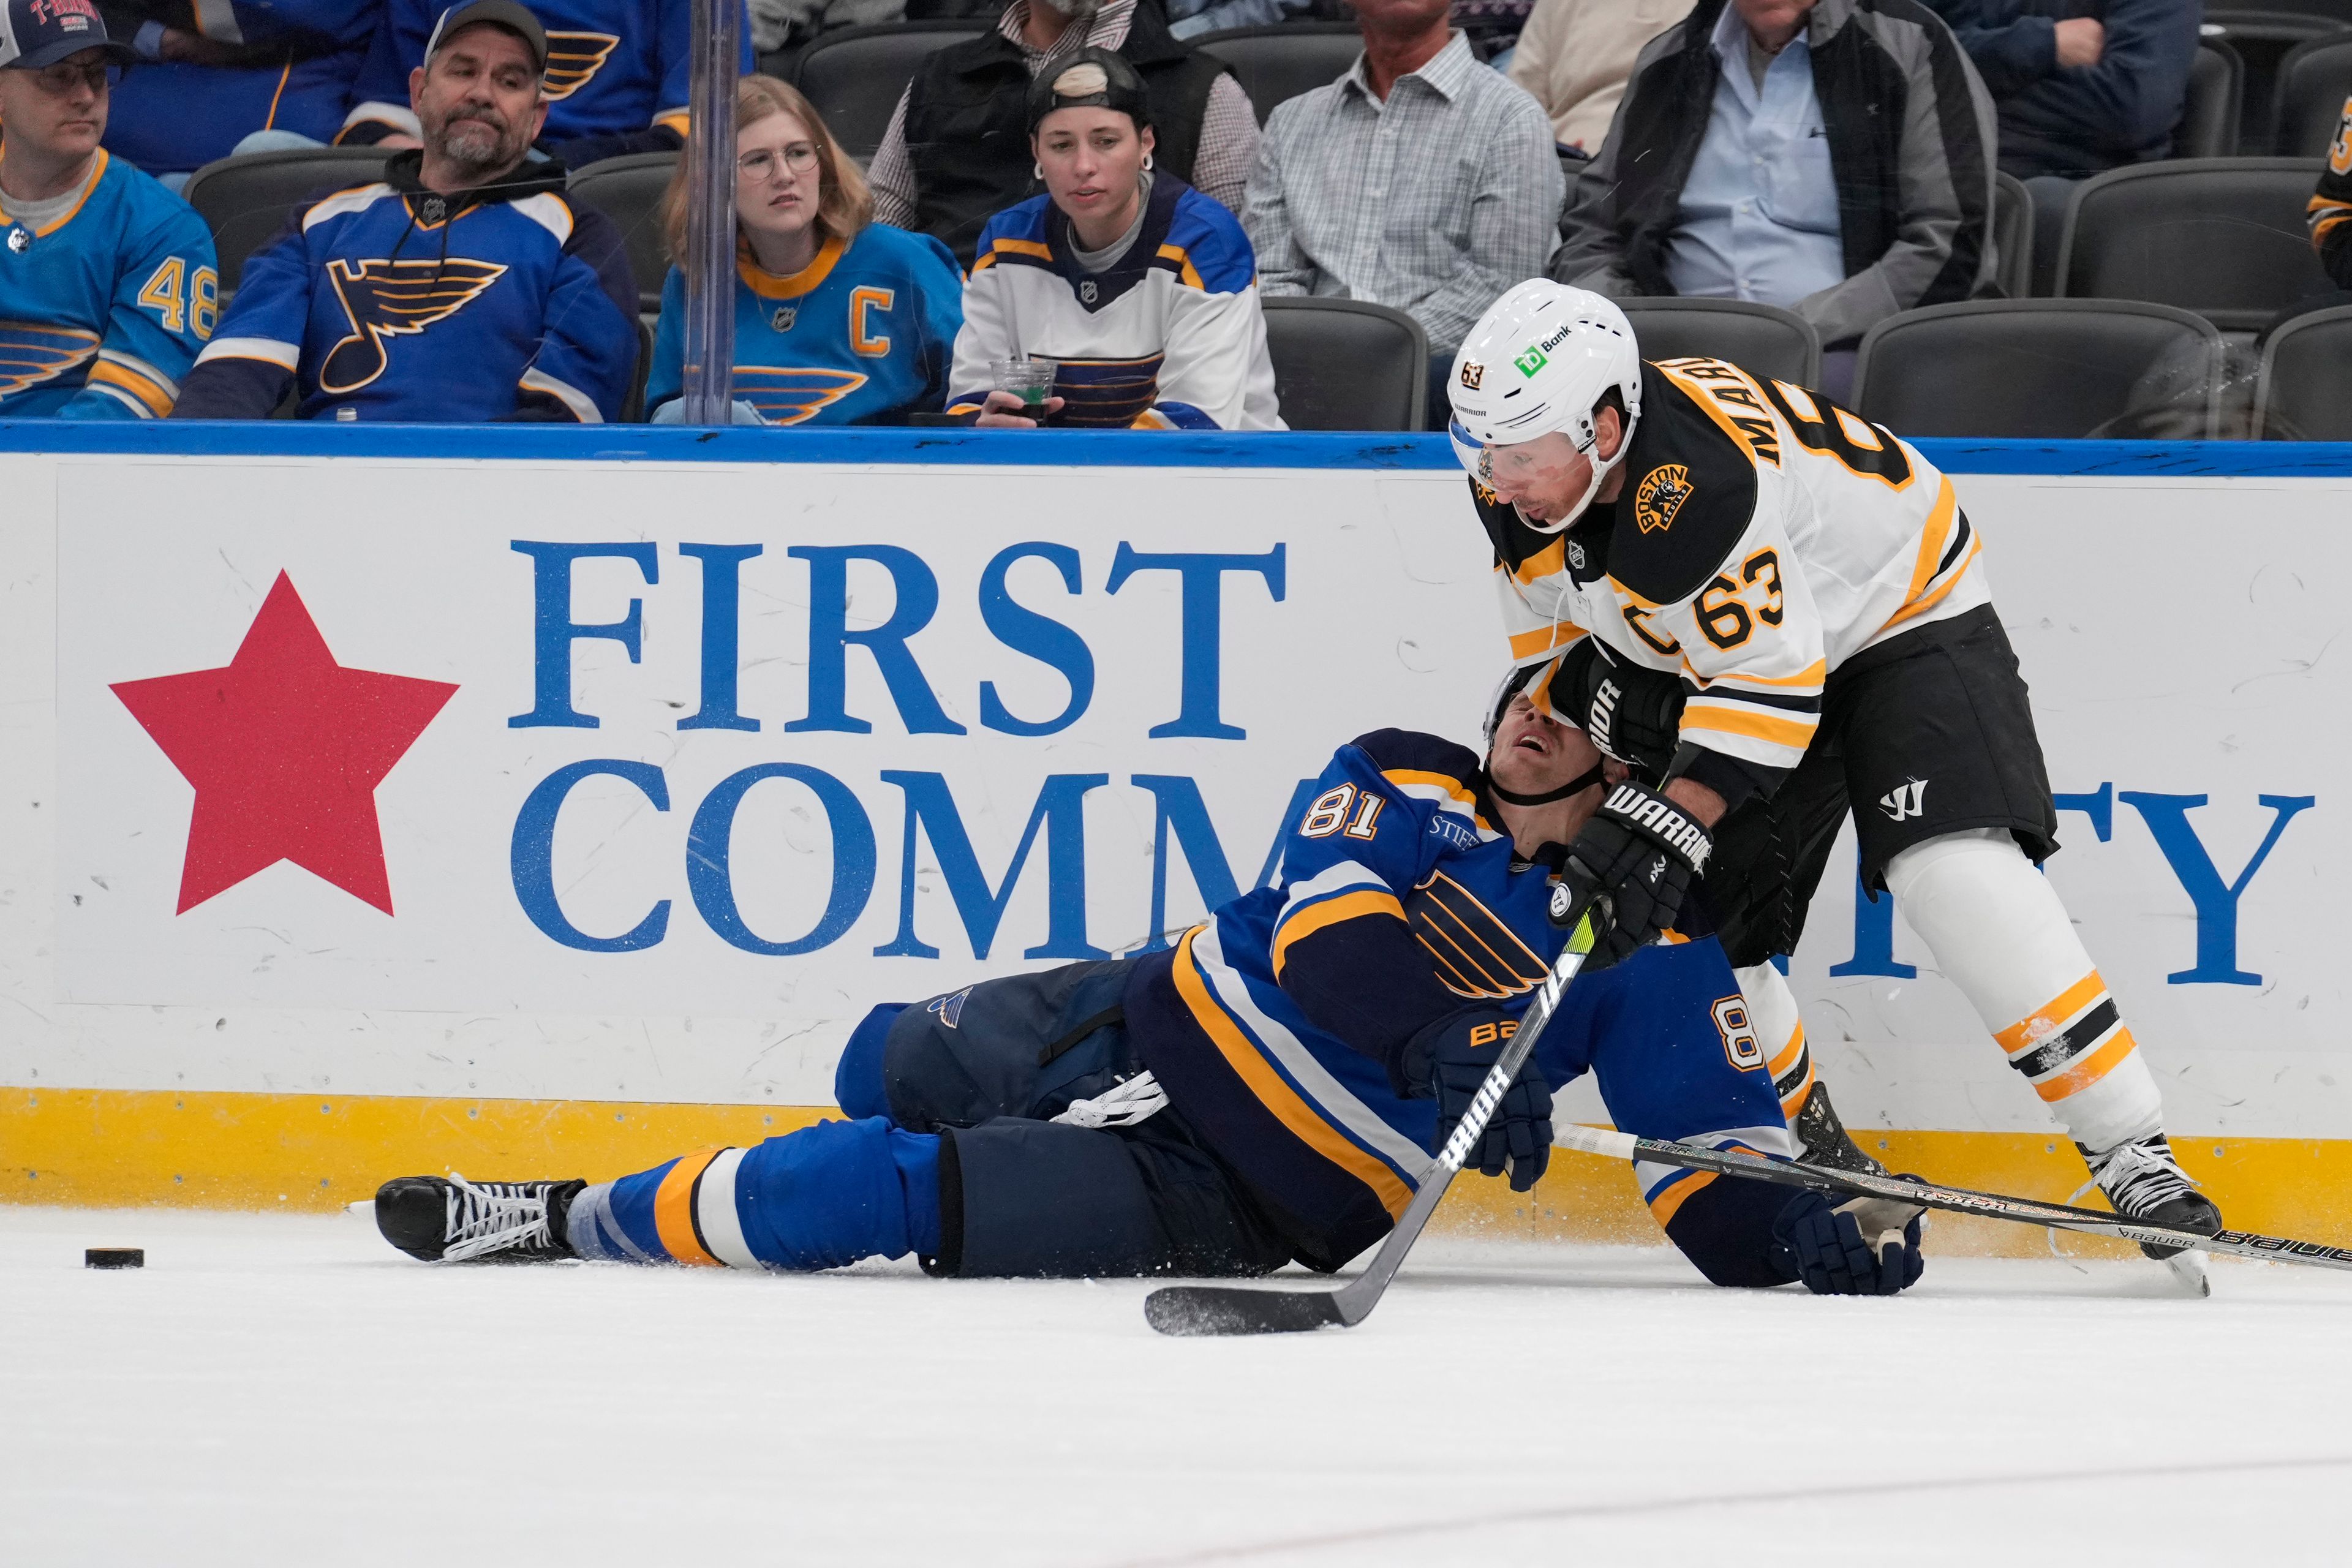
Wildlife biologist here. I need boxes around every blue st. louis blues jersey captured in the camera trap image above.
[1128,729,1792,1271]
[339,0,752,159]
[103,0,382,175]
[644,223,965,424]
[174,151,637,421]
[0,149,215,418]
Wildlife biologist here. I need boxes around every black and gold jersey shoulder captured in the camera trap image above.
[1602,364,1763,606]
[2312,106,2352,288]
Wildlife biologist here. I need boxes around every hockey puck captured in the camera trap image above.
[85,1248,143,1269]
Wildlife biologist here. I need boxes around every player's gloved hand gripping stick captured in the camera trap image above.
[1144,904,1604,1336]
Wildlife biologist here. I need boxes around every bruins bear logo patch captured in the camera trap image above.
[1634,464,1695,535]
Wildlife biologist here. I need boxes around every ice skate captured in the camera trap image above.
[375,1175,585,1264]
[1789,1082,1887,1176]
[2081,1136,2222,1294]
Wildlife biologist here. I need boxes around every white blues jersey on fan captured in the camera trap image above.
[1470,356,1989,785]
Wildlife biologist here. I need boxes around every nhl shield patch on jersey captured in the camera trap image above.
[1634,464,1695,535]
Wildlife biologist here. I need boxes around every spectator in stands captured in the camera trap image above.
[2309,105,2352,293]
[868,0,1259,266]
[173,0,637,420]
[748,0,901,61]
[1551,0,1995,398]
[1506,0,1694,156]
[1164,0,1312,40]
[1242,0,1560,428]
[336,0,753,167]
[1926,0,2197,290]
[645,75,962,424]
[97,0,380,184]
[0,1,216,417]
[947,48,1281,429]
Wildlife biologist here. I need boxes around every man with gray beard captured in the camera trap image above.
[175,0,639,421]
[865,0,1258,265]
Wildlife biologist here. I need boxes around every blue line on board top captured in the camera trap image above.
[2,421,2350,478]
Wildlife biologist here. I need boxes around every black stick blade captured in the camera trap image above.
[1144,1284,1348,1336]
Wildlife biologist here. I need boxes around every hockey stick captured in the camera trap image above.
[1551,1125,2352,1274]
[1143,911,1599,1337]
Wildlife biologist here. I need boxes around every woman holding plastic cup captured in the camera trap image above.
[645,75,966,425]
[947,48,1284,431]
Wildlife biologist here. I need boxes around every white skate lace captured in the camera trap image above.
[1051,1071,1169,1130]
[440,1174,555,1262]
[2071,1138,2200,1218]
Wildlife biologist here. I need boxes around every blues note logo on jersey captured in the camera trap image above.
[1408,870,1550,999]
[734,366,867,424]
[543,32,620,100]
[320,258,509,394]
[0,322,99,396]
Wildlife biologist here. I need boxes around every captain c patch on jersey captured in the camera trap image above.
[320,258,508,394]
[1634,464,1695,535]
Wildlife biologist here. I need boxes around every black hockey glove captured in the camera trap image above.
[1769,1187,1926,1296]
[1566,644,1684,782]
[1547,781,1712,970]
[1400,1009,1552,1192]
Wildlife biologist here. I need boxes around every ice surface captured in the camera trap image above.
[4,1204,2347,1566]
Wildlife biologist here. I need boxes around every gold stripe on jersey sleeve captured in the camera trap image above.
[1173,927,1413,1219]
[1681,657,1827,692]
[1897,477,1961,608]
[1681,704,1819,750]
[1882,533,1982,635]
[1270,889,1407,979]
[1509,537,1568,587]
[1509,622,1586,660]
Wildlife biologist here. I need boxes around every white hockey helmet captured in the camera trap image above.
[1448,281,1643,533]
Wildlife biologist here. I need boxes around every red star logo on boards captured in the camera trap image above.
[110,572,459,915]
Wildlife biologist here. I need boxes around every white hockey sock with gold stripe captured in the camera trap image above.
[1884,828,2163,1155]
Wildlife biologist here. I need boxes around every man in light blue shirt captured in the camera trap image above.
[1664,0,1845,311]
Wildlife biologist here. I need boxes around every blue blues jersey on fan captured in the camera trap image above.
[0,149,216,417]
[1128,728,1793,1269]
[644,223,964,424]
[102,0,382,175]
[172,149,636,420]
[338,0,752,163]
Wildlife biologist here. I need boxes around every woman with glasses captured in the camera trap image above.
[0,5,219,417]
[646,75,964,425]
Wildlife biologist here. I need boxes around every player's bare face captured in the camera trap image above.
[412,27,545,180]
[736,110,822,245]
[1488,696,1599,799]
[0,51,113,167]
[1481,432,1595,529]
[1033,108,1155,252]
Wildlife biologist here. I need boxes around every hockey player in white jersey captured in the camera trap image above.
[1444,279,2221,1283]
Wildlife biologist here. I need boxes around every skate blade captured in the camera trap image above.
[2162,1248,2211,1297]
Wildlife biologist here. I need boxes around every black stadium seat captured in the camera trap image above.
[2255,301,2352,436]
[1852,300,2223,439]
[182,147,394,293]
[1992,171,2035,298]
[793,21,986,164]
[2205,11,2349,153]
[2272,35,2352,155]
[1616,298,1822,388]
[2053,158,2332,330]
[567,153,679,313]
[1193,24,1363,126]
[2177,42,2245,158]
[1259,297,1427,431]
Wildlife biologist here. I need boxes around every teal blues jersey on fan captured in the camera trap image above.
[0,149,216,418]
[340,0,752,158]
[102,0,382,175]
[644,224,965,424]
[1129,728,1793,1267]
[175,151,637,421]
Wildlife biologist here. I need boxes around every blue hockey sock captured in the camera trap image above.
[834,1003,908,1120]
[565,1118,941,1270]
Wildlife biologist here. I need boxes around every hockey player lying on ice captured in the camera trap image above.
[374,683,1926,1295]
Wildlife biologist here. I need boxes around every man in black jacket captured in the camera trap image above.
[864,0,1259,266]
[1552,0,1995,393]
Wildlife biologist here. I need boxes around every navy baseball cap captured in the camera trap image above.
[0,0,135,70]
[424,0,549,72]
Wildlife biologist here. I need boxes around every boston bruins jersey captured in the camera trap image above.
[1472,356,1987,805]
[644,223,965,424]
[2310,99,2352,288]
[175,150,637,422]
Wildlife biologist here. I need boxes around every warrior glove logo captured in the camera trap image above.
[1880,778,1930,821]
[320,257,508,394]
[1588,676,1621,758]
[1634,464,1695,535]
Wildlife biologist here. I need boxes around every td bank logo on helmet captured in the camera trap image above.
[1514,322,1581,379]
